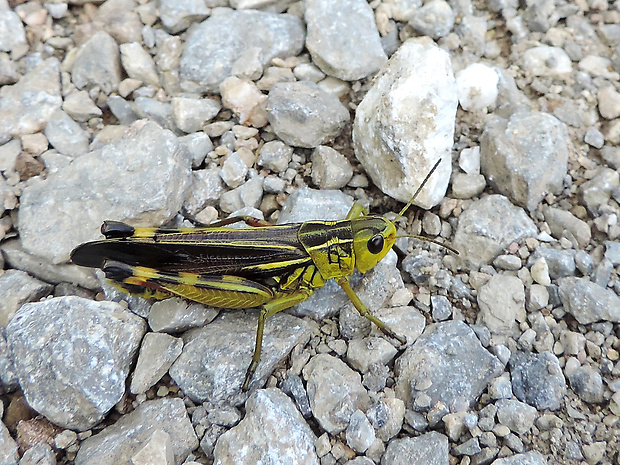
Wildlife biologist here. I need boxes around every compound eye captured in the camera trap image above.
[367,234,384,254]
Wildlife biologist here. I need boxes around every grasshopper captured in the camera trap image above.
[71,160,449,391]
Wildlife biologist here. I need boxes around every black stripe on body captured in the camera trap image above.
[71,224,311,280]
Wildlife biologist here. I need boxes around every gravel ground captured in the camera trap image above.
[0,0,619,464]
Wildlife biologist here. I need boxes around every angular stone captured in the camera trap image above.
[18,122,192,263]
[509,351,566,411]
[353,39,456,208]
[0,269,52,327]
[558,277,620,324]
[169,311,310,403]
[130,333,183,395]
[74,398,198,465]
[266,81,349,148]
[481,112,569,211]
[382,431,449,465]
[302,354,370,434]
[453,195,537,268]
[44,109,90,157]
[305,0,386,81]
[180,10,304,92]
[71,31,121,94]
[6,297,146,430]
[213,389,318,465]
[395,320,503,411]
[0,58,61,139]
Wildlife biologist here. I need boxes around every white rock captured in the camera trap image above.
[458,146,480,174]
[530,257,551,286]
[120,42,159,86]
[456,63,499,112]
[522,46,572,77]
[579,55,620,80]
[353,39,457,208]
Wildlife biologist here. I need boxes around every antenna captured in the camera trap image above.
[396,158,442,220]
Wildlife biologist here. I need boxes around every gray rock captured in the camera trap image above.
[558,277,620,324]
[97,0,142,44]
[366,396,405,441]
[584,127,604,148]
[0,139,21,172]
[180,10,304,92]
[0,269,53,326]
[0,55,18,85]
[346,337,398,374]
[450,173,486,199]
[219,174,264,213]
[346,410,375,453]
[353,39,456,208]
[183,167,225,217]
[280,374,312,419]
[158,0,209,33]
[130,332,183,395]
[453,195,537,268]
[524,0,559,32]
[130,429,174,465]
[62,90,103,122]
[481,112,569,211]
[311,146,353,189]
[71,31,121,94]
[381,431,449,465]
[305,0,386,81]
[6,296,146,430]
[477,274,525,336]
[542,206,591,249]
[303,353,370,434]
[395,320,503,411]
[107,95,138,125]
[0,328,18,392]
[566,364,604,404]
[509,351,566,411]
[580,167,619,211]
[530,248,575,279]
[19,443,56,465]
[18,121,192,263]
[409,0,455,39]
[496,399,538,434]
[133,97,176,132]
[179,132,213,168]
[266,81,350,148]
[169,311,310,403]
[431,295,452,321]
[120,42,159,86]
[220,152,249,188]
[278,187,353,224]
[0,239,99,291]
[0,58,61,139]
[0,421,18,465]
[493,254,522,271]
[44,110,90,157]
[257,140,293,173]
[74,398,198,465]
[492,451,548,465]
[171,97,220,133]
[213,388,318,465]
[147,297,219,333]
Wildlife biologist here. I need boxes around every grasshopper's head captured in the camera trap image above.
[351,217,397,273]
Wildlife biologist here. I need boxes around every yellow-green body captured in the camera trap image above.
[71,204,402,390]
